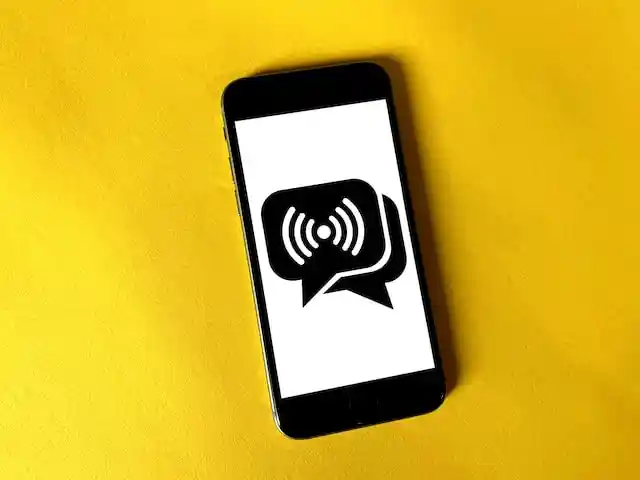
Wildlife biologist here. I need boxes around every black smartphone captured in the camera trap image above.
[222,62,445,438]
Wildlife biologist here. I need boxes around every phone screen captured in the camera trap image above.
[235,99,436,399]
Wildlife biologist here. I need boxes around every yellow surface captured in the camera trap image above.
[1,0,639,478]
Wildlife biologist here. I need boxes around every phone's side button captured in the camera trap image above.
[233,189,240,216]
[228,156,237,185]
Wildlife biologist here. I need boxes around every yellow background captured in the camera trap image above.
[1,0,639,478]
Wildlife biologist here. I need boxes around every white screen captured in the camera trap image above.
[235,100,435,398]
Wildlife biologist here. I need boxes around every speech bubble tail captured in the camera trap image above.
[363,287,392,308]
[327,277,394,308]
[301,272,334,307]
[301,289,314,307]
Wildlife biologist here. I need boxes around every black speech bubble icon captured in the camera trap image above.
[261,179,406,307]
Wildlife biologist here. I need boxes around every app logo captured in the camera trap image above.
[261,179,407,307]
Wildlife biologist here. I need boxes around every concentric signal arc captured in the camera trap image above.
[328,215,341,246]
[334,206,353,252]
[294,212,313,258]
[342,197,365,255]
[306,219,319,248]
[282,207,305,266]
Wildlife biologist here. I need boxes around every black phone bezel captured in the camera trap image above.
[222,62,445,439]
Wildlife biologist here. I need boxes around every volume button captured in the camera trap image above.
[233,188,240,216]
[228,155,238,186]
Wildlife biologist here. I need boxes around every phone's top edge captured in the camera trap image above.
[250,60,386,79]
[222,62,387,99]
[221,61,390,119]
[223,60,382,82]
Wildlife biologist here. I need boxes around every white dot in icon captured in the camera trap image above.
[317,224,331,240]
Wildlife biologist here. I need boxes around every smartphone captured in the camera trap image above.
[222,62,445,438]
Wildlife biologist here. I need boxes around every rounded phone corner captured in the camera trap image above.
[221,77,250,116]
[432,388,446,412]
[354,61,392,86]
[425,378,447,414]
[273,412,311,440]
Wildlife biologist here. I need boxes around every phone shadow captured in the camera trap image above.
[257,56,461,395]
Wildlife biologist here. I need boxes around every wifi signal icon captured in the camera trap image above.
[281,197,366,266]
